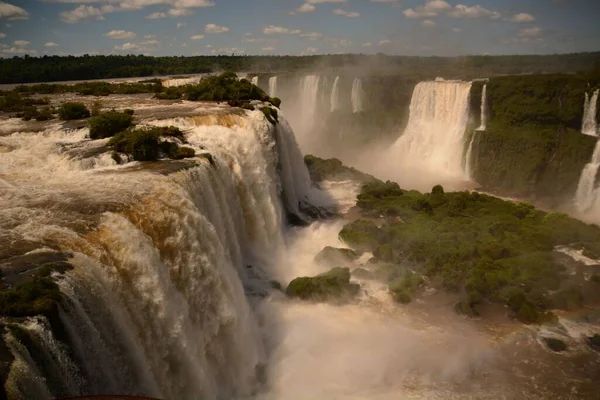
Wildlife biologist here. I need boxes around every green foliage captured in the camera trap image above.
[260,106,279,124]
[338,176,600,323]
[543,337,568,352]
[109,126,193,162]
[304,155,376,183]
[88,111,134,139]
[432,185,444,194]
[269,97,282,108]
[57,102,90,120]
[389,272,424,304]
[185,71,269,104]
[285,267,360,302]
[155,87,182,100]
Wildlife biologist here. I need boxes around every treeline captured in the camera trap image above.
[1,52,600,84]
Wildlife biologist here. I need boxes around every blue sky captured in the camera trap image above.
[0,0,598,57]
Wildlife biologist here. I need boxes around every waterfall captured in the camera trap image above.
[162,76,202,87]
[0,109,315,399]
[465,131,477,180]
[330,76,340,112]
[251,76,259,86]
[389,80,473,178]
[268,76,278,98]
[299,75,320,121]
[582,89,599,136]
[351,78,364,114]
[574,139,600,212]
[477,84,487,131]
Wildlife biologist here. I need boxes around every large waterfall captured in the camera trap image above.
[351,78,364,114]
[268,76,278,98]
[0,108,315,399]
[582,89,599,137]
[389,80,473,179]
[477,84,488,131]
[574,139,600,213]
[330,76,340,112]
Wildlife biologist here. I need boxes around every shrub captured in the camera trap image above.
[543,337,568,352]
[269,97,282,108]
[91,100,102,116]
[110,128,161,161]
[89,111,134,139]
[260,106,279,124]
[432,184,444,194]
[58,102,90,120]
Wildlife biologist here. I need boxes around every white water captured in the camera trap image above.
[351,78,365,114]
[582,89,599,136]
[252,76,259,86]
[464,131,477,180]
[477,84,487,131]
[268,76,278,98]
[162,76,203,87]
[388,80,473,179]
[0,107,319,399]
[574,139,600,213]
[330,76,341,112]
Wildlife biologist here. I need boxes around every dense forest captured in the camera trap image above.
[1,52,599,84]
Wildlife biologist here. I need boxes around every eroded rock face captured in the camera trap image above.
[285,267,360,302]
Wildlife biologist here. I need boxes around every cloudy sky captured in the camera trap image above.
[0,0,598,57]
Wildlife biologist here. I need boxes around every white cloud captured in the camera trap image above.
[1,46,36,54]
[59,5,106,23]
[378,39,391,46]
[519,26,542,37]
[44,42,59,47]
[296,3,315,12]
[0,1,30,20]
[299,31,322,40]
[105,30,136,39]
[333,8,360,17]
[206,44,212,48]
[144,34,156,39]
[177,22,186,27]
[0,32,5,38]
[422,19,436,27]
[448,4,501,19]
[114,42,141,51]
[452,27,462,32]
[210,47,245,54]
[190,34,204,40]
[140,39,159,45]
[205,23,229,33]
[512,12,535,23]
[301,46,317,55]
[167,7,192,16]
[263,25,301,35]
[362,42,373,47]
[13,40,29,46]
[262,46,275,52]
[145,11,166,18]
[403,0,450,18]
[371,0,400,2]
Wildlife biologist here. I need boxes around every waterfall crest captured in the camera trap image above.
[162,76,202,87]
[351,78,364,113]
[389,80,473,178]
[582,89,599,137]
[268,76,278,98]
[330,76,340,112]
[0,108,314,399]
[477,84,487,131]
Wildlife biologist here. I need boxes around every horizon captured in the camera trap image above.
[1,0,599,58]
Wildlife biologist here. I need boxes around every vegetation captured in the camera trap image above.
[108,126,195,162]
[338,180,600,324]
[304,155,376,183]
[285,267,360,302]
[89,110,134,139]
[543,337,568,352]
[57,102,90,120]
[589,334,600,350]
[1,53,599,84]
[0,263,71,318]
[314,246,358,266]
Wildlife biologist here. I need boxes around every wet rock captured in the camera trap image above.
[543,337,568,352]
[314,246,358,266]
[285,267,360,302]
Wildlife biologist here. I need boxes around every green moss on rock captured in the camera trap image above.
[285,267,360,302]
[314,246,358,266]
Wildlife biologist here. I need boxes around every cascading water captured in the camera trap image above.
[330,76,340,112]
[574,139,600,213]
[477,84,488,131]
[162,76,203,87]
[268,76,278,98]
[351,78,364,114]
[0,107,316,399]
[252,76,259,86]
[582,89,599,136]
[464,132,477,180]
[389,80,473,179]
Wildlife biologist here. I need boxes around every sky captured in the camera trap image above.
[0,0,599,58]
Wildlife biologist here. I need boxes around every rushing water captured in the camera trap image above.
[351,78,364,114]
[268,76,278,98]
[388,80,473,180]
[575,139,600,213]
[477,84,487,132]
[330,76,341,112]
[252,76,259,86]
[582,89,599,137]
